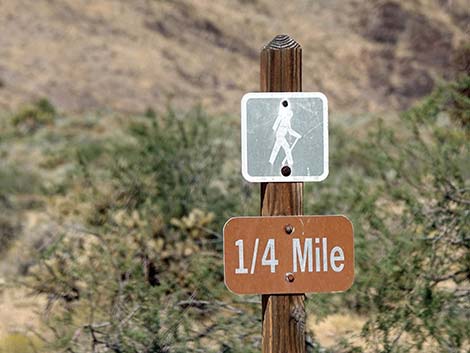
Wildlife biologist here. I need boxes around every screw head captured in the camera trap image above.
[285,273,295,283]
[285,224,294,234]
[281,165,291,176]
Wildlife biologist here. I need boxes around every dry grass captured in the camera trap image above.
[0,286,46,352]
[308,313,366,348]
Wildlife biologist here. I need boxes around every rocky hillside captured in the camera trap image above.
[0,0,468,115]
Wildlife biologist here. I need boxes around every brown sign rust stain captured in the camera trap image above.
[223,215,354,295]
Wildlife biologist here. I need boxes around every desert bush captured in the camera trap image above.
[25,76,468,353]
[11,99,56,134]
[25,108,259,353]
[0,165,42,256]
[0,215,21,256]
[0,165,42,196]
[306,75,469,352]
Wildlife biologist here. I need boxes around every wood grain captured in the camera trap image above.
[260,34,306,353]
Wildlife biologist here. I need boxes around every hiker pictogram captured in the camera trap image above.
[268,99,301,166]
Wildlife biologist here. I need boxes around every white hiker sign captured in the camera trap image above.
[241,92,328,182]
[269,99,302,166]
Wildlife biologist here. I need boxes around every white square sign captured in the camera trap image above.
[241,92,328,182]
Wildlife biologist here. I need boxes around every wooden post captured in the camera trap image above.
[260,35,306,353]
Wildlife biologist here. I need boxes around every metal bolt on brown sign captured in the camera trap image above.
[223,215,354,295]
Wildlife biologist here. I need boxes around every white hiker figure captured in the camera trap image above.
[269,99,301,166]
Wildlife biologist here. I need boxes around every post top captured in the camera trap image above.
[264,34,301,50]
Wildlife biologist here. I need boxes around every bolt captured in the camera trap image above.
[285,224,294,234]
[281,165,291,176]
[285,272,295,283]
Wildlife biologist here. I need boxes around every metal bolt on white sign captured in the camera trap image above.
[241,92,328,182]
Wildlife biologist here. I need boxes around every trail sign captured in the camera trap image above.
[241,92,328,183]
[223,215,354,295]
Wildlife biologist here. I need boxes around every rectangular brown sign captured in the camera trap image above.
[223,215,354,295]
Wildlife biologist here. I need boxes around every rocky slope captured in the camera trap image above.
[0,0,468,115]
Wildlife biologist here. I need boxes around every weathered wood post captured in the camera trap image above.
[260,34,306,353]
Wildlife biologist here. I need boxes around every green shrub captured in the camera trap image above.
[306,75,469,352]
[26,108,259,353]
[25,77,469,352]
[11,99,57,134]
[0,214,21,256]
[0,165,42,196]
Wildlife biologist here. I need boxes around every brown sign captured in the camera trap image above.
[223,215,354,295]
